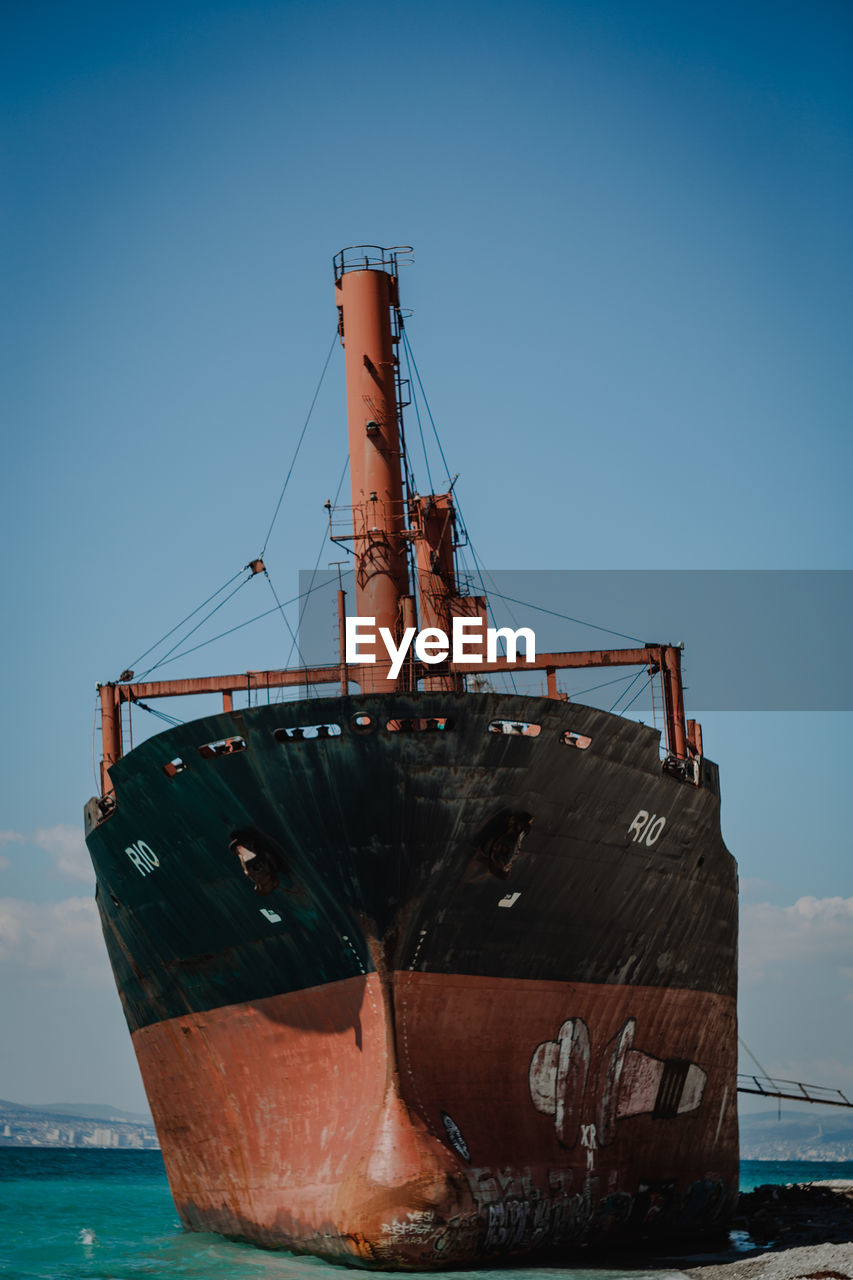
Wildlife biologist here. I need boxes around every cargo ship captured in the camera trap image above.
[84,246,739,1268]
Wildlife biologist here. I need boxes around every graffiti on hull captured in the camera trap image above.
[529,1017,707,1150]
[417,1016,724,1260]
[430,1165,728,1260]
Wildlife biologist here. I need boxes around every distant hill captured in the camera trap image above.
[0,1098,159,1149]
[35,1102,152,1125]
[740,1109,853,1160]
[0,1099,151,1125]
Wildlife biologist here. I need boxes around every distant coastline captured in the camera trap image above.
[739,1110,853,1161]
[0,1099,159,1149]
[4,1099,852,1160]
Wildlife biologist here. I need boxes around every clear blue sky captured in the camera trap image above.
[2,0,851,1113]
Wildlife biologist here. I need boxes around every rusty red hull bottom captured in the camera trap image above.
[133,972,738,1268]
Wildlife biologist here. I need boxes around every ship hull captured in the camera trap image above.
[85,691,738,1267]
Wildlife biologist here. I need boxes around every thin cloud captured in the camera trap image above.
[740,895,853,987]
[0,824,94,884]
[0,896,109,985]
[738,875,781,902]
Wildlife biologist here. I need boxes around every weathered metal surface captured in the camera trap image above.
[411,492,479,694]
[337,264,409,691]
[88,692,733,1029]
[86,688,737,1265]
[132,971,736,1267]
[98,682,122,793]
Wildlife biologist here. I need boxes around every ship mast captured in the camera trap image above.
[92,249,697,796]
[334,247,413,691]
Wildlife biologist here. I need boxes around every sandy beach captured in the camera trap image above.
[682,1240,853,1280]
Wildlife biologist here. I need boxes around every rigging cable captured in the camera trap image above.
[401,328,453,489]
[618,672,655,715]
[460,535,519,696]
[134,576,335,672]
[400,321,434,495]
[402,328,634,688]
[402,334,517,690]
[401,327,656,707]
[478,591,644,646]
[394,318,418,506]
[136,571,254,680]
[265,568,310,677]
[259,328,338,558]
[120,329,337,688]
[608,668,647,714]
[134,701,185,727]
[401,361,510,693]
[123,568,247,674]
[568,670,651,700]
[282,455,351,675]
[401,327,646,658]
[472,559,523,697]
[91,695,101,793]
[738,1037,772,1080]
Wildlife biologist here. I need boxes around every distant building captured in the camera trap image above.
[89,1127,118,1147]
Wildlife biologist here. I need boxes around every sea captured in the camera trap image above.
[2,1151,852,1280]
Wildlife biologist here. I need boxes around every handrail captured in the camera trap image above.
[96,642,689,795]
[737,1072,853,1108]
[333,244,413,282]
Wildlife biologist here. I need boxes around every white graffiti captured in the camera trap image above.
[125,840,159,877]
[580,1122,597,1169]
[498,892,521,909]
[383,1210,436,1239]
[529,1016,707,1149]
[529,1017,591,1148]
[628,810,666,846]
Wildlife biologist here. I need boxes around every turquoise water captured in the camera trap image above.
[2,1150,851,1280]
[740,1157,853,1191]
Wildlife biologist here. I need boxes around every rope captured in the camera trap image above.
[464,535,518,695]
[401,329,453,489]
[282,455,351,676]
[401,330,647,677]
[479,591,644,646]
[398,334,642,689]
[133,577,334,673]
[135,573,253,680]
[618,672,654,714]
[265,569,310,673]
[398,328,515,695]
[124,568,246,673]
[739,1036,772,1080]
[608,668,646,713]
[568,670,648,700]
[259,327,338,557]
[134,701,185,727]
[91,695,100,792]
[130,457,347,689]
[394,321,417,506]
[401,327,434,495]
